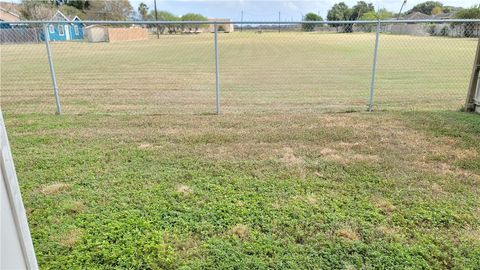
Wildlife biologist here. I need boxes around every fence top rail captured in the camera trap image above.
[1,19,480,25]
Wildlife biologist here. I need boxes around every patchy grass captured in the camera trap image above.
[39,182,71,196]
[2,110,479,269]
[230,224,250,240]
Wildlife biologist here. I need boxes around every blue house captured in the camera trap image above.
[45,11,84,41]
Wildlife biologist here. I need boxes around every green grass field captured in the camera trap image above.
[1,32,480,269]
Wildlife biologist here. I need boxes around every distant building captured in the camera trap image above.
[431,13,454,20]
[0,1,20,14]
[44,10,85,41]
[402,11,454,21]
[0,7,20,28]
[403,12,433,21]
[85,25,149,43]
[0,7,41,44]
[208,18,234,33]
[85,25,108,42]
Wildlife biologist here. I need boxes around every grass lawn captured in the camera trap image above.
[1,32,480,269]
[0,32,476,114]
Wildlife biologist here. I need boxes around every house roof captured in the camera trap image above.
[51,10,82,22]
[208,18,231,22]
[51,10,70,21]
[432,13,454,20]
[404,12,432,20]
[0,1,20,14]
[403,11,454,21]
[50,10,83,25]
[0,7,20,21]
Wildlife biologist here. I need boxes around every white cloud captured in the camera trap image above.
[283,2,300,11]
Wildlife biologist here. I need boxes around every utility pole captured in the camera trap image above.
[278,11,281,32]
[397,0,407,20]
[154,0,159,38]
[241,10,243,32]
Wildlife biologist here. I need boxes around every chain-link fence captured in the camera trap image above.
[1,20,479,115]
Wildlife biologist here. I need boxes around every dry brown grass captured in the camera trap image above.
[271,202,281,209]
[174,237,201,255]
[378,226,398,236]
[337,228,360,241]
[230,224,250,240]
[306,194,318,205]
[374,199,396,214]
[466,228,480,243]
[138,143,153,149]
[39,183,71,196]
[176,184,192,195]
[281,147,304,166]
[58,229,82,248]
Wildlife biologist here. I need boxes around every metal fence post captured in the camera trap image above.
[368,20,381,112]
[214,22,220,114]
[43,24,62,115]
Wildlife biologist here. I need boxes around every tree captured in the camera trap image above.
[327,2,351,21]
[407,1,443,15]
[155,10,178,21]
[86,0,133,21]
[152,11,179,33]
[59,4,84,19]
[454,5,480,19]
[351,1,374,20]
[180,13,208,32]
[302,12,323,32]
[358,9,393,32]
[64,0,90,11]
[454,5,480,37]
[360,8,393,20]
[138,2,149,20]
[327,2,353,32]
[20,0,56,20]
[431,6,443,15]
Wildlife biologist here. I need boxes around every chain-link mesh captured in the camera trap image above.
[1,23,54,114]
[218,23,375,113]
[1,20,479,114]
[375,21,478,111]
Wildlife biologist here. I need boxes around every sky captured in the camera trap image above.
[7,0,479,21]
[129,0,479,21]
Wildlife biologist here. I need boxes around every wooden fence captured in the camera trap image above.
[107,27,148,42]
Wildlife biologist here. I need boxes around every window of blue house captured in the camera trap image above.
[74,25,79,35]
[49,25,54,33]
[58,25,64,36]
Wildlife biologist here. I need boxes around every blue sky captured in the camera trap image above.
[8,0,479,21]
[130,0,478,21]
